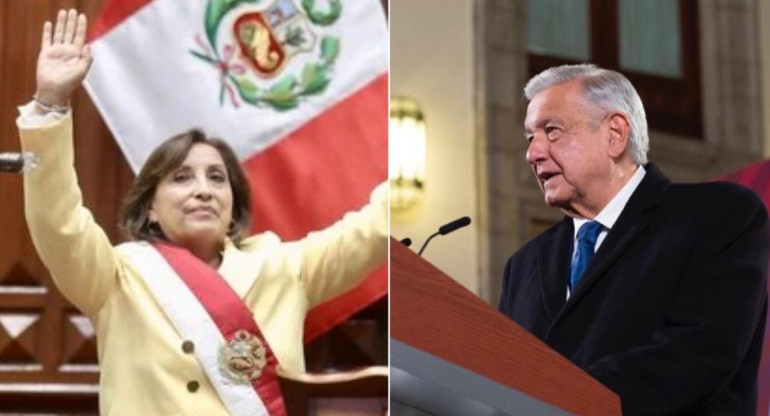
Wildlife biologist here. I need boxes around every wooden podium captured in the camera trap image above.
[390,238,621,416]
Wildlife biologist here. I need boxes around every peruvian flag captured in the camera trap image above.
[719,161,770,416]
[84,0,388,342]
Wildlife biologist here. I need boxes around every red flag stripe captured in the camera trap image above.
[88,0,155,42]
[720,160,764,192]
[243,74,388,238]
[305,266,387,343]
[720,160,770,208]
[752,163,770,199]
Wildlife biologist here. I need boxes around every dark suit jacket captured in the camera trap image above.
[499,164,769,416]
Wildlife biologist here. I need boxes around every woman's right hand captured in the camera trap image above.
[36,9,92,107]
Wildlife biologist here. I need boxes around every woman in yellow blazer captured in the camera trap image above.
[19,9,387,416]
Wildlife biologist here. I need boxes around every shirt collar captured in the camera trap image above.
[573,165,646,237]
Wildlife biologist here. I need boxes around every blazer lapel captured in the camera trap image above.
[554,164,670,322]
[537,217,574,320]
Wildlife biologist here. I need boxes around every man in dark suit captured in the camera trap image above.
[498,64,769,415]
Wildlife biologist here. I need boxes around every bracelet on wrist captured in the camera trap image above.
[32,94,70,114]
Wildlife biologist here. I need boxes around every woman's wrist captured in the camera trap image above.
[33,93,70,114]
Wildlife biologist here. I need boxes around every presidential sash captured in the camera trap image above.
[118,241,286,416]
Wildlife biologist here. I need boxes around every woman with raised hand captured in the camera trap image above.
[19,9,386,416]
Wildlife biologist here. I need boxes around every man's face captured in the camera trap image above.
[524,80,613,216]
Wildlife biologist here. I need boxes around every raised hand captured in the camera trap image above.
[36,9,93,107]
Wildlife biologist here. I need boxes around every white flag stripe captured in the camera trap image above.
[85,0,388,172]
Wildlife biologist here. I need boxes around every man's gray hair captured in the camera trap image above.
[524,64,649,165]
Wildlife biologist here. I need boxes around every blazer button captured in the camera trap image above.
[181,340,195,354]
[187,381,199,393]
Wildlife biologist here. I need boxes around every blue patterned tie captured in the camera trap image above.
[570,221,603,292]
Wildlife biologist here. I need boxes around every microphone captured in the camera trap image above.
[418,216,471,256]
[400,237,412,247]
[0,152,39,173]
[438,216,471,235]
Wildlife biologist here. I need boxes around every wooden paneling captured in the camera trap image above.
[0,1,123,413]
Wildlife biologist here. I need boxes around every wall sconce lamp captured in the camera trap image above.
[390,96,426,213]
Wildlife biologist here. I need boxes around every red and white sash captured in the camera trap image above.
[118,241,286,416]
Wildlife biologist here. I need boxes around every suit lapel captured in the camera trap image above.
[537,217,573,320]
[553,164,670,323]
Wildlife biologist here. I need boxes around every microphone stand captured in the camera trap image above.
[417,231,440,256]
[417,216,471,256]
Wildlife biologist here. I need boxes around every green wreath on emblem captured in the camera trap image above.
[191,0,342,110]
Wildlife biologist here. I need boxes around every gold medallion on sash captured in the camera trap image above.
[219,330,267,383]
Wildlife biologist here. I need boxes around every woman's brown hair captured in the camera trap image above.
[119,129,252,245]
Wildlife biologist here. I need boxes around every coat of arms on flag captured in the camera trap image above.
[191,0,342,110]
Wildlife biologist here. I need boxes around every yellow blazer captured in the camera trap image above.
[19,113,387,415]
